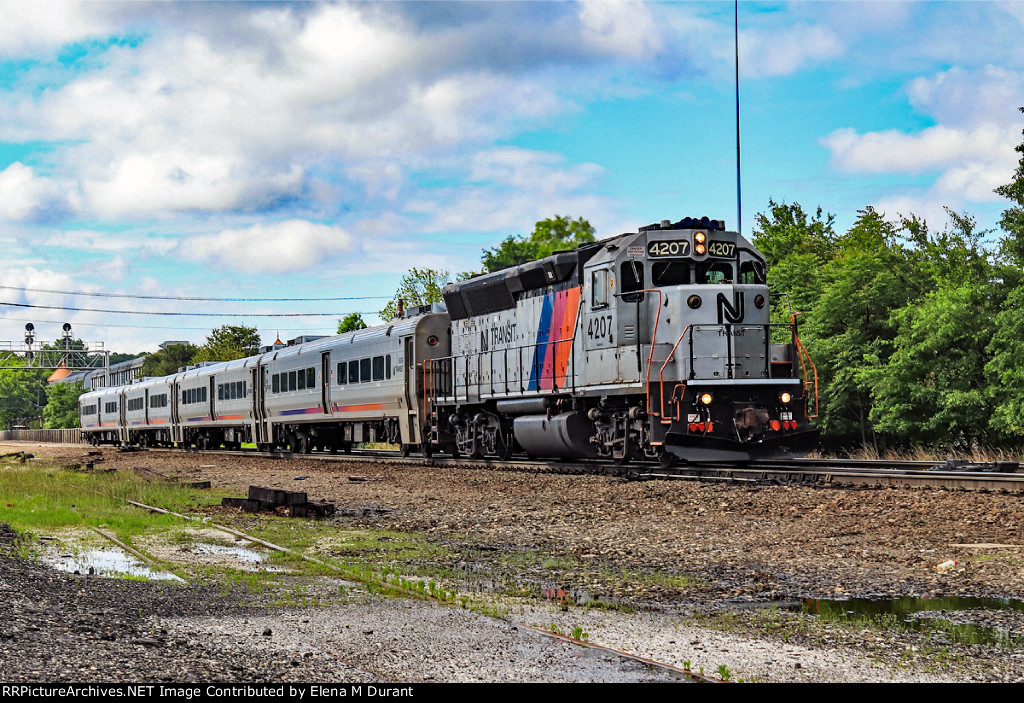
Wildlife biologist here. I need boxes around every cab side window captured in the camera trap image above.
[620,261,645,302]
[591,269,609,308]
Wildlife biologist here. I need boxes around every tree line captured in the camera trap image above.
[755,109,1024,452]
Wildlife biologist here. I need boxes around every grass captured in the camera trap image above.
[0,462,222,542]
[818,444,1021,463]
[1,458,699,629]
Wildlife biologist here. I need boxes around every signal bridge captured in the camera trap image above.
[0,322,109,372]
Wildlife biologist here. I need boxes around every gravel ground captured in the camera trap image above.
[4,441,1024,683]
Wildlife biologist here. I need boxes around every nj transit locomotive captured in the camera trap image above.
[80,217,818,464]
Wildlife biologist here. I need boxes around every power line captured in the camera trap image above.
[0,285,388,302]
[0,315,344,332]
[0,301,376,317]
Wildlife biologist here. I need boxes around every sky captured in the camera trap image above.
[1,0,1022,354]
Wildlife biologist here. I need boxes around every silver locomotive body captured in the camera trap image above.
[436,217,818,463]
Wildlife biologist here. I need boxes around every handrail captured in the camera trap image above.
[622,289,664,417]
[791,313,819,419]
[657,324,692,424]
[432,334,580,402]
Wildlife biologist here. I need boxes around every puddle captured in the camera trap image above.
[192,543,267,565]
[791,596,1024,645]
[46,547,180,581]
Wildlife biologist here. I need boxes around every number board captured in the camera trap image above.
[707,240,736,258]
[647,240,691,258]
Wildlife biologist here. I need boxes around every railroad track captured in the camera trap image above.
[134,445,1024,492]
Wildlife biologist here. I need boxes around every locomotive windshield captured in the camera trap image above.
[652,260,689,286]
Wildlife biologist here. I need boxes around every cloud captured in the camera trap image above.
[403,147,609,234]
[578,1,663,60]
[738,24,844,78]
[823,65,1024,206]
[0,2,114,57]
[0,163,51,220]
[906,65,1024,128]
[0,3,578,221]
[178,220,355,273]
[823,124,1014,176]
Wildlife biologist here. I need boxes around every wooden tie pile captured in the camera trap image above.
[223,485,336,518]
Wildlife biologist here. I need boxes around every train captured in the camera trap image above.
[79,216,819,465]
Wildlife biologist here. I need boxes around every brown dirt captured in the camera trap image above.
[16,441,1024,603]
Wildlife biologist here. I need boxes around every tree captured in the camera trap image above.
[482,215,595,272]
[804,208,926,447]
[986,106,1024,439]
[869,282,996,449]
[380,268,451,321]
[43,381,85,429]
[0,361,47,429]
[139,343,199,377]
[751,200,838,318]
[337,313,368,334]
[193,325,261,363]
[986,286,1024,438]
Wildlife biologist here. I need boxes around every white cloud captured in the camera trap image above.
[906,66,1024,128]
[0,2,113,56]
[178,220,355,273]
[0,3,575,220]
[579,1,663,60]
[823,65,1024,207]
[0,163,52,220]
[402,148,613,237]
[823,124,1015,176]
[738,24,843,78]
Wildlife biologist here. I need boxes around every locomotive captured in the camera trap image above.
[80,216,818,464]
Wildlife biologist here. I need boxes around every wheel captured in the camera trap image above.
[658,449,678,468]
[420,441,433,459]
[399,443,411,457]
[497,438,513,461]
[298,435,311,454]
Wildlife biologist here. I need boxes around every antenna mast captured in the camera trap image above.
[734,0,742,235]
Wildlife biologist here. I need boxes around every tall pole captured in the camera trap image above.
[734,0,742,235]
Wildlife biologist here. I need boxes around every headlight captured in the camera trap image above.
[687,295,702,309]
[780,392,792,404]
[694,232,707,244]
[695,243,706,255]
[699,392,713,406]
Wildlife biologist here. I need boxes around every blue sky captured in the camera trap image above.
[1,1,1022,352]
